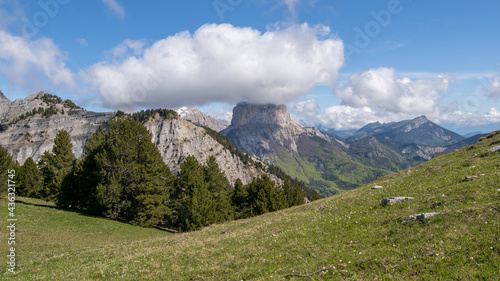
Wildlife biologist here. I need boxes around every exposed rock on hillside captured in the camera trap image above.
[0,92,272,186]
[406,212,440,221]
[222,103,392,196]
[381,196,414,205]
[350,115,464,147]
[231,103,292,126]
[0,92,114,163]
[0,90,8,102]
[176,107,228,132]
[144,116,269,185]
[223,103,339,159]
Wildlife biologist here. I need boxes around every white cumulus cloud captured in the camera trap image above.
[488,75,500,100]
[290,99,320,118]
[109,39,147,58]
[83,23,344,110]
[440,108,500,126]
[317,105,408,131]
[289,99,406,131]
[102,0,125,19]
[0,30,74,90]
[336,67,453,115]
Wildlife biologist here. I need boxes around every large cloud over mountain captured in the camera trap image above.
[83,23,344,109]
[0,30,74,90]
[335,67,453,115]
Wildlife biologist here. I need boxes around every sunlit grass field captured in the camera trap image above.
[1,131,499,280]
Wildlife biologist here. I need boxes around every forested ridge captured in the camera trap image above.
[2,116,321,231]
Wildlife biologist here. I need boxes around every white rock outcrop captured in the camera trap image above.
[144,117,270,185]
[0,92,113,164]
[381,196,414,205]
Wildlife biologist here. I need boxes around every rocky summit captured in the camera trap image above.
[1,91,485,197]
[0,91,114,163]
[176,106,228,132]
[144,116,268,185]
[0,92,271,186]
[222,103,388,196]
[221,102,481,196]
[222,103,337,158]
[230,103,293,126]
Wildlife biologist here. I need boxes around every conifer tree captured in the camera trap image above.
[232,178,250,219]
[247,175,286,216]
[204,156,234,222]
[17,157,42,198]
[291,185,305,206]
[176,155,217,231]
[0,145,14,192]
[75,118,174,227]
[57,160,82,208]
[182,183,217,231]
[39,130,76,200]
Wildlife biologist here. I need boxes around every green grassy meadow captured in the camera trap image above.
[1,131,499,280]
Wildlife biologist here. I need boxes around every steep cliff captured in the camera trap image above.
[222,103,340,159]
[0,92,114,164]
[176,106,228,132]
[223,103,377,195]
[144,116,268,185]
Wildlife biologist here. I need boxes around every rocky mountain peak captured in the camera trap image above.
[231,103,292,126]
[25,91,47,101]
[176,106,229,132]
[0,90,9,102]
[413,115,429,125]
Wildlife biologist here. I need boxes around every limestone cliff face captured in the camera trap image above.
[0,92,114,164]
[0,92,274,185]
[231,103,293,126]
[144,117,268,185]
[176,107,228,132]
[222,103,342,159]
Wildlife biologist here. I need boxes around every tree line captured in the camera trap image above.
[2,117,318,231]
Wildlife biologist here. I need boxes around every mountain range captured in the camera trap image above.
[220,103,485,195]
[0,91,487,196]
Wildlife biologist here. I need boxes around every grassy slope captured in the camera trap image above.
[273,136,392,197]
[2,131,500,280]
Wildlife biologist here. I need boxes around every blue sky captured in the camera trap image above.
[0,0,499,134]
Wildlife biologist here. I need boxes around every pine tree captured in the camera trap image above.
[247,175,286,216]
[74,118,174,227]
[57,160,82,208]
[232,178,250,219]
[177,156,205,195]
[17,157,42,198]
[39,130,76,201]
[254,188,269,215]
[291,185,305,206]
[182,183,217,231]
[0,145,14,192]
[175,155,216,231]
[204,156,234,222]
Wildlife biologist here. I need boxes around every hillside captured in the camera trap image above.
[346,116,469,166]
[176,106,229,132]
[0,93,283,187]
[222,103,432,196]
[0,91,114,163]
[2,130,498,280]
[349,115,465,147]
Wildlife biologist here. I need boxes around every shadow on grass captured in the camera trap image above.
[15,197,178,233]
